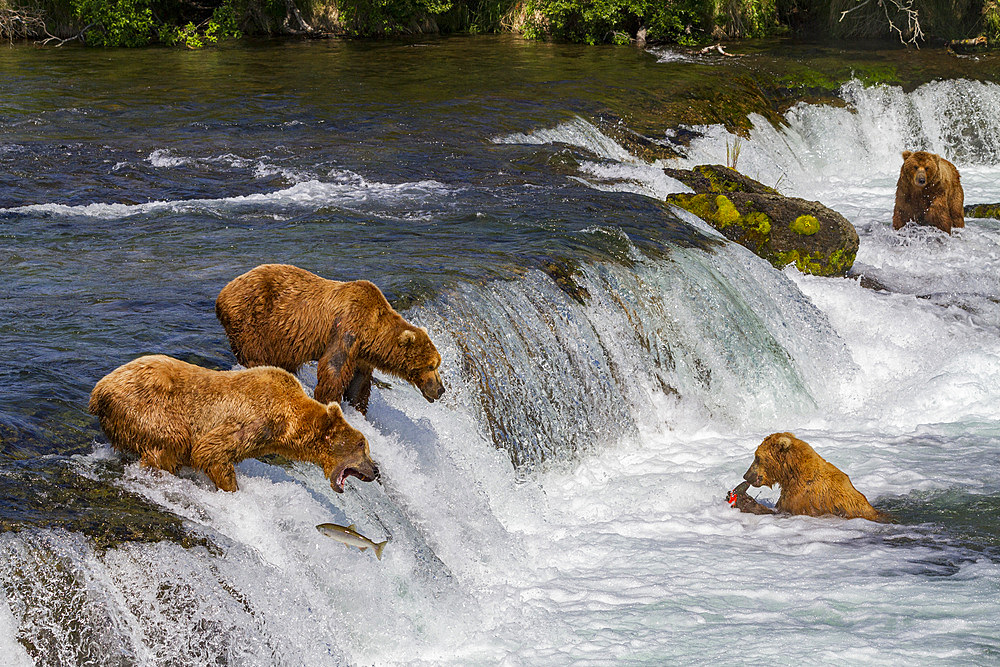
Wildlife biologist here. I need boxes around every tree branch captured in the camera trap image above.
[839,0,924,47]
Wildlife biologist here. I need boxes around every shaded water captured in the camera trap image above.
[3,35,1000,664]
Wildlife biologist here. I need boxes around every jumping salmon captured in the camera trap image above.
[316,523,389,560]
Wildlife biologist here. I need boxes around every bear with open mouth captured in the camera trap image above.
[90,354,378,493]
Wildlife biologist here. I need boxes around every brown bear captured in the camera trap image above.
[735,432,890,522]
[215,264,445,415]
[89,354,379,493]
[892,150,965,234]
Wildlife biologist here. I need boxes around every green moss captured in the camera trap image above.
[966,204,1000,220]
[715,195,741,226]
[745,211,771,235]
[672,193,715,219]
[826,247,856,275]
[773,246,855,277]
[697,166,739,193]
[790,214,820,235]
[668,193,772,254]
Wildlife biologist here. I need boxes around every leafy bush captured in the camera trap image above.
[512,0,721,45]
[335,0,454,36]
[158,1,242,47]
[643,0,712,43]
[73,0,154,46]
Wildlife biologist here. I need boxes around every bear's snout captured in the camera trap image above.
[420,374,446,402]
[743,466,762,487]
[914,169,927,187]
[362,460,380,482]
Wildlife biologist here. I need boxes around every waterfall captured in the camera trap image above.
[412,232,852,469]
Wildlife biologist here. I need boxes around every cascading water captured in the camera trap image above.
[3,41,1000,664]
[0,230,857,664]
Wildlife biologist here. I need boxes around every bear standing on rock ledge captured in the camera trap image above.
[892,150,965,235]
[216,264,445,415]
[89,355,379,493]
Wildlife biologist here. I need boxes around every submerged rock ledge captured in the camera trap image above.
[665,165,859,277]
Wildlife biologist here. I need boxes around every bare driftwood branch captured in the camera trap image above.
[1,6,46,42]
[839,0,924,47]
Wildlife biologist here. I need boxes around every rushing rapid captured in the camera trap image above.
[2,39,1000,665]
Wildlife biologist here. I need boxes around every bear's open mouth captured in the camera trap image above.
[333,467,358,493]
[332,466,377,493]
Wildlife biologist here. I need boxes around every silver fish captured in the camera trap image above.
[316,523,389,560]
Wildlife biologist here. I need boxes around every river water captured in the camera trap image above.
[2,36,1000,664]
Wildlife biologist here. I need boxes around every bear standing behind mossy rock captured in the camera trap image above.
[664,165,859,277]
[89,355,379,493]
[893,150,965,235]
[216,264,445,415]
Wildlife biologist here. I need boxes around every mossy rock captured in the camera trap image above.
[665,166,859,277]
[663,164,780,196]
[0,459,214,553]
[965,203,1000,220]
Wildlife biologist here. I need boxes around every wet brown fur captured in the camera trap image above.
[892,150,965,234]
[89,355,378,492]
[742,432,890,522]
[215,264,444,414]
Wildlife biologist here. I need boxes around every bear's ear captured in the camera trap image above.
[776,435,794,452]
[399,329,417,346]
[326,402,345,419]
[902,151,912,161]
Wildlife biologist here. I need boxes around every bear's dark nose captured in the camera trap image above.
[916,173,926,186]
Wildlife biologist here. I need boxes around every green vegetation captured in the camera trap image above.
[965,203,1000,219]
[790,214,819,235]
[669,193,773,254]
[512,0,723,45]
[158,2,242,48]
[773,247,854,276]
[3,0,247,46]
[987,0,1000,46]
[2,0,997,46]
[72,0,154,47]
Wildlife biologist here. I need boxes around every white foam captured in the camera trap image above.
[146,149,192,168]
[494,116,645,163]
[0,588,33,667]
[4,174,452,220]
[575,159,693,200]
[646,46,699,63]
